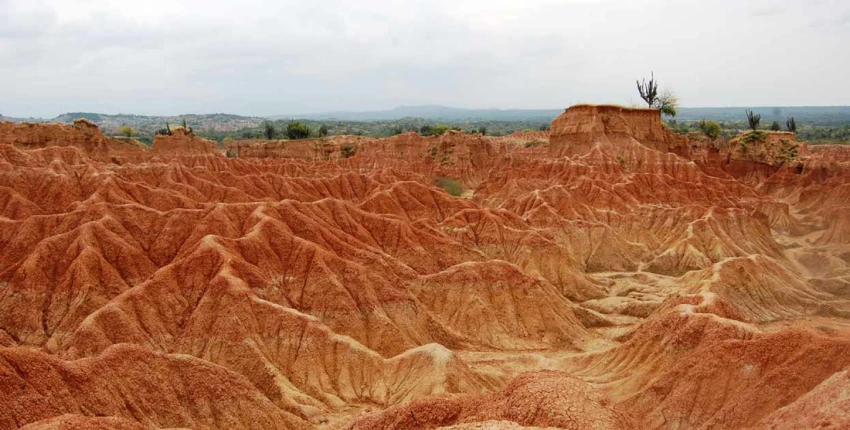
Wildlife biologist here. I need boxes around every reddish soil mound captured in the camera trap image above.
[20,415,148,430]
[0,120,146,159]
[0,344,307,429]
[757,366,850,429]
[1,105,849,429]
[152,127,219,154]
[349,371,638,430]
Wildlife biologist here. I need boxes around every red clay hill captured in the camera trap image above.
[1,106,849,429]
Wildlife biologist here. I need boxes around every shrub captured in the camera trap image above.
[742,130,767,144]
[435,177,464,197]
[740,130,766,154]
[262,121,276,139]
[770,121,781,131]
[658,90,679,117]
[119,125,136,138]
[779,142,799,161]
[155,123,172,136]
[432,124,450,136]
[698,120,722,139]
[318,124,329,137]
[524,140,545,148]
[286,121,310,140]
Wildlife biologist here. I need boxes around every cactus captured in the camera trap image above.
[637,72,659,107]
[746,110,761,131]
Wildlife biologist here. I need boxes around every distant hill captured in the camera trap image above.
[270,105,564,122]
[24,112,266,136]
[0,114,31,123]
[674,106,850,126]
[273,105,850,126]
[4,106,849,136]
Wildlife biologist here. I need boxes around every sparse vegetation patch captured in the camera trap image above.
[435,177,464,197]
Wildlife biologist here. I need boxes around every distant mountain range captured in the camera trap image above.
[271,105,850,125]
[0,112,265,135]
[4,105,850,131]
[270,105,565,122]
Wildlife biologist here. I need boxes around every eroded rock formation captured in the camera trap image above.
[1,105,849,429]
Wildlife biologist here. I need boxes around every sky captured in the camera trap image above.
[1,0,848,117]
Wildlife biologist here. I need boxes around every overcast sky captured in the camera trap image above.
[1,0,848,117]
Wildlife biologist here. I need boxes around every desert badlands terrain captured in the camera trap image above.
[1,105,849,429]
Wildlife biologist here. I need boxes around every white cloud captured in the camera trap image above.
[0,0,848,117]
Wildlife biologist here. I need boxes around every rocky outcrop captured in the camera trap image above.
[152,127,219,154]
[722,131,800,182]
[0,119,145,158]
[548,104,690,157]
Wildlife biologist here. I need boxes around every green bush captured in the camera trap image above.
[698,120,722,139]
[119,125,136,137]
[286,121,310,140]
[435,177,464,197]
[741,130,767,144]
[432,124,450,136]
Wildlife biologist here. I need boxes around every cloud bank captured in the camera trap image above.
[1,0,848,117]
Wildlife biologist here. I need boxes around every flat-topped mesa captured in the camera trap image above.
[152,127,219,154]
[548,104,689,158]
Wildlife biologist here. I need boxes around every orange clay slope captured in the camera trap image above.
[1,106,849,430]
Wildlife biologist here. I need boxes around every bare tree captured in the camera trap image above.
[657,89,679,117]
